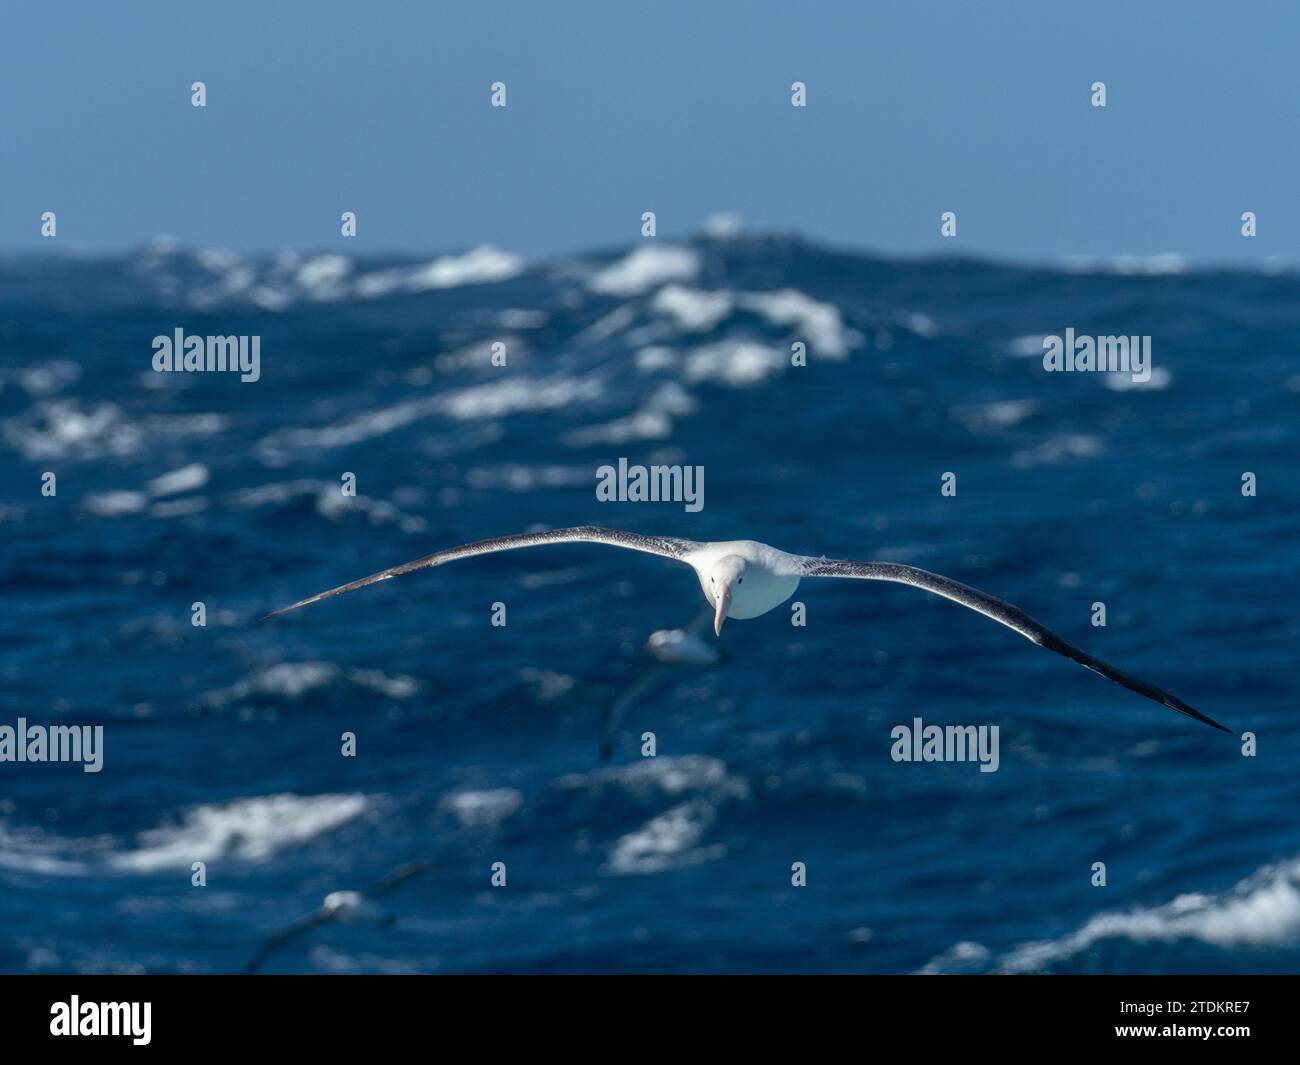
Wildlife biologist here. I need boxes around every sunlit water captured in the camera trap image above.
[1,232,1296,973]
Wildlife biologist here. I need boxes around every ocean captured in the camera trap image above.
[1,230,1296,974]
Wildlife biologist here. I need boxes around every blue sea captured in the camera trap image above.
[1,230,1297,974]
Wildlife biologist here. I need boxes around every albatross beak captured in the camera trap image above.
[713,586,732,637]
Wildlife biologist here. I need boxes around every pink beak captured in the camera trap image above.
[713,586,732,636]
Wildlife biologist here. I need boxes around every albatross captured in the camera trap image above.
[266,525,1228,733]
[600,605,723,762]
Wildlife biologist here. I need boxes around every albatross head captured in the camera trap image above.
[707,554,748,636]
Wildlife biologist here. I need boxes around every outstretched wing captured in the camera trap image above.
[265,526,699,619]
[798,557,1228,732]
[241,912,332,975]
[599,605,720,762]
[600,663,668,764]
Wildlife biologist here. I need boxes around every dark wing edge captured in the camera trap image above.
[243,860,442,972]
[600,605,721,763]
[264,526,698,620]
[799,557,1229,733]
[241,912,332,975]
[600,663,667,764]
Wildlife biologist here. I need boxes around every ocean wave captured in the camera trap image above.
[1061,252,1188,276]
[998,856,1300,971]
[587,245,701,297]
[557,755,750,802]
[647,284,862,359]
[684,340,787,387]
[919,854,1300,974]
[115,793,371,872]
[438,788,525,830]
[201,662,421,709]
[159,244,526,310]
[3,229,1296,973]
[3,400,227,462]
[0,793,373,877]
[220,479,428,531]
[606,797,725,875]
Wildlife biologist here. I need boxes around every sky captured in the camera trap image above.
[1,0,1296,264]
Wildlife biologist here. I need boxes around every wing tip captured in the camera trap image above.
[262,600,307,622]
[1172,701,1231,733]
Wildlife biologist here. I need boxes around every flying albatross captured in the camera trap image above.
[265,525,1228,732]
[600,605,723,762]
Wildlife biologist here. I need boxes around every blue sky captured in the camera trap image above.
[2,0,1295,263]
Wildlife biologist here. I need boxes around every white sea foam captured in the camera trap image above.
[898,311,939,338]
[249,286,292,312]
[562,382,697,446]
[3,359,82,397]
[649,283,865,356]
[196,247,241,272]
[84,491,150,517]
[951,399,1039,430]
[0,793,372,876]
[1104,366,1173,391]
[606,798,725,875]
[260,396,442,452]
[296,254,353,301]
[224,478,331,510]
[4,401,142,461]
[3,401,227,461]
[148,463,209,496]
[150,497,210,519]
[222,479,426,531]
[1011,433,1103,467]
[684,340,786,387]
[345,669,421,699]
[587,245,701,297]
[652,285,734,332]
[440,374,605,420]
[202,661,420,708]
[496,308,549,329]
[557,755,748,800]
[1061,253,1188,276]
[1009,334,1048,358]
[439,788,524,829]
[173,245,524,308]
[0,824,94,875]
[406,245,524,290]
[702,212,743,239]
[575,305,638,345]
[999,855,1300,972]
[738,289,863,358]
[563,409,674,446]
[918,854,1300,974]
[517,666,575,700]
[918,941,992,974]
[351,247,523,299]
[635,345,679,373]
[113,793,370,872]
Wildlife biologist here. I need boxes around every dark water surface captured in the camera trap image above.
[1,233,1296,973]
